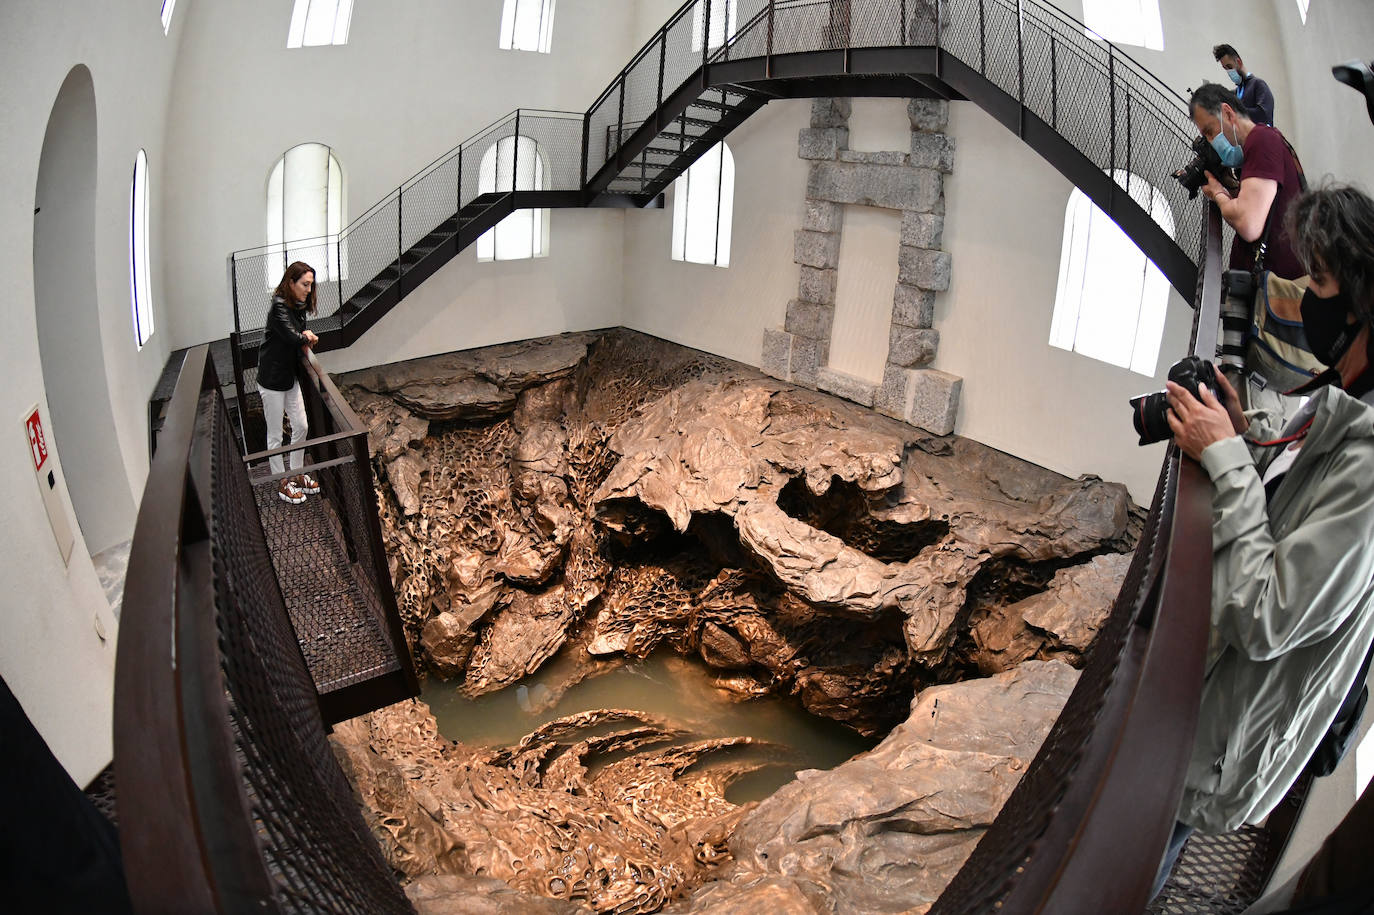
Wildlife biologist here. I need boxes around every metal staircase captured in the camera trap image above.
[226,0,1205,377]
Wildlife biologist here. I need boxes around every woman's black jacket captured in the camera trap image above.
[257,296,309,391]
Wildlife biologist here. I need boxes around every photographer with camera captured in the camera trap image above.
[1189,83,1306,281]
[1149,185,1374,895]
[1213,44,1276,126]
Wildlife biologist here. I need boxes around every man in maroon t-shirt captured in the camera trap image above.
[1188,82,1305,279]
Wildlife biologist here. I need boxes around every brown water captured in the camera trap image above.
[422,653,880,804]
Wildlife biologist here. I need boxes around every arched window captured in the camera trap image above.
[477,135,549,261]
[1049,172,1174,376]
[287,0,354,48]
[499,0,556,53]
[671,142,733,268]
[691,0,738,52]
[266,143,344,284]
[1082,0,1163,51]
[160,0,178,33]
[130,149,154,348]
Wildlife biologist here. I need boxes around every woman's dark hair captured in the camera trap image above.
[1288,184,1374,321]
[272,261,318,315]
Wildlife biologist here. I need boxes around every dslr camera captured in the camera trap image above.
[1172,135,1231,199]
[1130,355,1223,446]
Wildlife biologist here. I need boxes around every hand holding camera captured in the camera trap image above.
[1130,356,1245,453]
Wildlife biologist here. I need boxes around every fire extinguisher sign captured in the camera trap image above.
[26,408,48,473]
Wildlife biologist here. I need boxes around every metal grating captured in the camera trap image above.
[252,476,398,695]
[206,389,414,913]
[1147,828,1273,915]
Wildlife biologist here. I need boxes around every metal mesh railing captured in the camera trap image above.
[116,345,416,912]
[207,388,413,912]
[231,109,584,338]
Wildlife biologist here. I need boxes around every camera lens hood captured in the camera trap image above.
[1332,59,1374,126]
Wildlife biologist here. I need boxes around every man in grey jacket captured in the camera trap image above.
[1159,186,1374,875]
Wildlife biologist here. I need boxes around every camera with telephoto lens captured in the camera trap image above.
[1173,135,1230,199]
[1217,269,1257,374]
[1130,355,1221,446]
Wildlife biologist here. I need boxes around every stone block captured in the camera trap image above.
[906,368,962,435]
[909,132,956,172]
[798,266,838,306]
[802,198,844,233]
[908,98,950,133]
[761,328,794,380]
[799,127,848,160]
[838,150,910,167]
[816,367,878,407]
[873,363,909,419]
[784,299,835,340]
[898,246,952,292]
[793,230,841,269]
[892,283,936,328]
[811,97,853,128]
[900,211,945,249]
[807,161,943,212]
[888,325,940,368]
[789,336,827,387]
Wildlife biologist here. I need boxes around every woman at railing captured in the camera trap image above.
[1156,185,1374,892]
[260,260,322,503]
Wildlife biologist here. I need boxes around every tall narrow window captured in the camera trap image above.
[477,136,549,261]
[1082,0,1164,51]
[266,143,344,285]
[1049,172,1174,376]
[691,0,738,52]
[160,0,177,33]
[287,0,354,48]
[671,142,734,268]
[499,0,556,53]
[1296,0,1310,23]
[130,150,154,348]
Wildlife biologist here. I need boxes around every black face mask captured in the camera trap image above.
[1300,287,1361,365]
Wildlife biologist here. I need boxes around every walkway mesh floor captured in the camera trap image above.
[1148,826,1272,914]
[252,478,398,695]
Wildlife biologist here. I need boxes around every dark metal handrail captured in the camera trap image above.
[115,345,415,910]
[930,203,1221,913]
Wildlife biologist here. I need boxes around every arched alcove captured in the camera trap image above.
[32,65,136,556]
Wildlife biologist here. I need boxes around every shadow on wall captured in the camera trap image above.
[32,64,136,556]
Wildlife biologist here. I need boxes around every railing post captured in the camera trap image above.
[657,31,667,116]
[336,235,343,315]
[767,0,775,69]
[1108,44,1117,192]
[900,0,906,45]
[702,0,712,72]
[514,109,522,198]
[978,0,987,73]
[616,80,625,161]
[722,0,731,60]
[456,145,463,217]
[1050,33,1058,129]
[396,186,403,297]
[580,113,591,192]
[936,0,943,73]
[1016,0,1025,135]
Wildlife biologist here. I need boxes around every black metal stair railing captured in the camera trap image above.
[228,0,1207,363]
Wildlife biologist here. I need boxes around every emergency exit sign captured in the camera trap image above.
[26,408,48,472]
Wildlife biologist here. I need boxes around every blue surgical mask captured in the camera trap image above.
[1211,117,1244,168]
[1227,68,1243,87]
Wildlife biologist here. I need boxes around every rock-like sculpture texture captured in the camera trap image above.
[333,329,1139,913]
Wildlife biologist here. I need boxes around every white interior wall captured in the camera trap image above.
[161,0,655,352]
[0,0,183,782]
[1269,0,1374,191]
[622,99,810,365]
[327,209,627,373]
